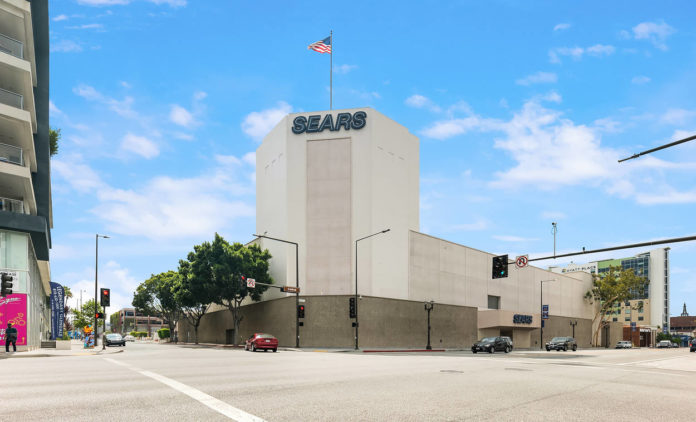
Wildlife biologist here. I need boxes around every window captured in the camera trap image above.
[638,316,644,321]
[625,308,631,314]
[487,295,500,310]
[625,317,630,321]
[612,318,618,322]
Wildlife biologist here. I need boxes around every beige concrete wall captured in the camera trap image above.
[256,108,420,303]
[181,295,478,349]
[408,231,594,321]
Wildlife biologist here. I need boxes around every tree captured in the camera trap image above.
[584,267,648,347]
[109,312,120,332]
[49,127,60,157]
[205,234,272,347]
[71,299,103,330]
[133,271,182,342]
[175,245,216,344]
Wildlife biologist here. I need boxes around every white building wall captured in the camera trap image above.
[256,108,419,299]
[408,231,594,319]
[648,248,668,330]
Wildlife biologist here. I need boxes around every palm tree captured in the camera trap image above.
[62,285,73,334]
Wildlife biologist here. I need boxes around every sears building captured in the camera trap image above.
[188,108,600,349]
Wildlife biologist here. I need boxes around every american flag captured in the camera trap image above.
[308,36,331,54]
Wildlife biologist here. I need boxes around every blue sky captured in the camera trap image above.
[50,1,696,317]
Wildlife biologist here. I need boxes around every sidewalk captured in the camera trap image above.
[1,340,124,359]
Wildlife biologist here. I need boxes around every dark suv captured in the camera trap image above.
[690,339,696,353]
[472,336,513,354]
[546,336,577,352]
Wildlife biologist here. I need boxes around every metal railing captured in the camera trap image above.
[0,33,23,59]
[0,196,25,214]
[0,142,23,166]
[0,87,23,109]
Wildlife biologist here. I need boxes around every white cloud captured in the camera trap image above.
[660,108,696,125]
[553,23,571,31]
[631,76,651,85]
[68,23,104,30]
[405,95,441,112]
[334,64,357,74]
[632,21,675,51]
[242,101,292,140]
[53,154,256,239]
[73,84,136,118]
[49,100,62,116]
[593,117,621,133]
[169,105,195,127]
[51,40,83,53]
[516,71,558,86]
[120,133,159,159]
[541,211,566,220]
[549,44,614,63]
[53,14,69,21]
[636,190,696,205]
[585,44,615,56]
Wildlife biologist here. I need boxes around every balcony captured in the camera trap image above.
[0,33,22,59]
[0,196,25,214]
[0,141,22,166]
[0,86,22,109]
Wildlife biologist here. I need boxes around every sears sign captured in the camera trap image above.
[292,111,367,134]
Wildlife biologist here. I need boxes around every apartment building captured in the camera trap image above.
[0,0,51,351]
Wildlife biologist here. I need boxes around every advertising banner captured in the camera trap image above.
[50,282,65,340]
[0,294,28,346]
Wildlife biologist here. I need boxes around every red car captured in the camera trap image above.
[245,333,278,352]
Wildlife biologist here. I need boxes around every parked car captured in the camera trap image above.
[657,340,672,348]
[690,339,696,352]
[546,336,577,352]
[245,333,278,352]
[671,342,679,348]
[471,336,513,354]
[105,333,126,347]
[124,335,135,342]
[615,341,633,349]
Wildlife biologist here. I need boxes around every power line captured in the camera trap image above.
[619,133,696,163]
[527,234,696,262]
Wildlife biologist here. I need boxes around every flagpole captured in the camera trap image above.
[330,30,333,110]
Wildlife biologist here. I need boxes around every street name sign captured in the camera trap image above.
[281,286,300,293]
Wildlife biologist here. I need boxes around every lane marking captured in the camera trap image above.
[617,355,688,366]
[103,358,265,422]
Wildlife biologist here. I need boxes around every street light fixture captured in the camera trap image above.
[354,228,390,350]
[253,234,300,348]
[540,279,555,350]
[94,234,109,346]
[424,300,434,350]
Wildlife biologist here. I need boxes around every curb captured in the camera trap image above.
[362,349,447,353]
[0,349,124,359]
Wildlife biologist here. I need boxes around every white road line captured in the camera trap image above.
[103,358,265,422]
[617,356,687,366]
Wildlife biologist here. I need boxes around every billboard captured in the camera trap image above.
[50,282,65,340]
[0,294,28,346]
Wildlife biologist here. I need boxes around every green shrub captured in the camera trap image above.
[158,328,170,339]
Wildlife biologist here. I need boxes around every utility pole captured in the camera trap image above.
[551,222,558,258]
[424,301,434,350]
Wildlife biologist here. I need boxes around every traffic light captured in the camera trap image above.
[100,288,111,307]
[349,297,356,318]
[95,312,105,319]
[492,255,509,279]
[297,304,305,319]
[1,272,13,297]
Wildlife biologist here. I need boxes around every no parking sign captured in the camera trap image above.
[515,255,528,269]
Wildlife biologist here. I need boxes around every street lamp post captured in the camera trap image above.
[424,301,434,350]
[94,234,109,346]
[540,279,554,350]
[354,229,390,350]
[253,234,299,348]
[570,320,578,338]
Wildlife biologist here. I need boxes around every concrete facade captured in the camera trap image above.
[180,296,478,349]
[187,108,599,349]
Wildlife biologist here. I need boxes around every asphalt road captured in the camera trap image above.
[1,343,695,421]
